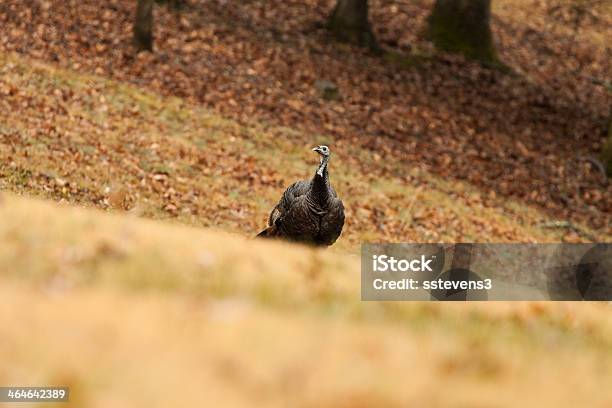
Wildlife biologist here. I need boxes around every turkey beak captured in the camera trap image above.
[312,146,322,154]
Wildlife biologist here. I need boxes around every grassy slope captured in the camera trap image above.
[1,192,612,408]
[1,49,611,406]
[1,51,609,254]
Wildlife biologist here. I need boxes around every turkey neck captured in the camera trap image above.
[310,155,330,208]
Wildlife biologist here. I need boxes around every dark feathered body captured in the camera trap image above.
[257,148,345,246]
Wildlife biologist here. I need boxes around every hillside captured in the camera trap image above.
[1,0,610,231]
[0,51,609,248]
[0,51,610,406]
[0,0,611,406]
[2,192,612,407]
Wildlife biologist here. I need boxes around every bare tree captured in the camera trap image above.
[426,0,496,63]
[134,0,154,52]
[156,0,185,11]
[328,0,378,50]
[603,114,612,177]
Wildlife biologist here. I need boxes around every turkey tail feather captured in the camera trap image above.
[256,225,279,238]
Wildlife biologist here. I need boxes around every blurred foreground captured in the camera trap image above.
[1,193,612,407]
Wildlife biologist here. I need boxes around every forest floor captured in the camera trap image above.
[0,0,611,406]
[1,0,610,235]
[0,51,610,250]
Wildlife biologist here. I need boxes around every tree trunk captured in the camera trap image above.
[155,0,185,10]
[134,0,154,52]
[446,243,472,301]
[328,0,378,50]
[602,114,612,177]
[426,0,496,63]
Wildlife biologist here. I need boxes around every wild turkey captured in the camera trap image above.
[257,145,345,246]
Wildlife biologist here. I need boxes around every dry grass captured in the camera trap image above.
[1,193,612,407]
